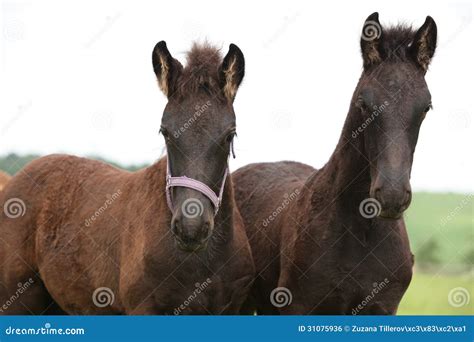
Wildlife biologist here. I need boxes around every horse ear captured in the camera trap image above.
[152,41,183,97]
[410,16,437,72]
[219,44,245,102]
[360,12,384,69]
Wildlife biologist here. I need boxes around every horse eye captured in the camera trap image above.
[159,128,170,139]
[424,103,433,113]
[226,132,236,143]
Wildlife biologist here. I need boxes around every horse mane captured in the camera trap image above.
[378,25,416,62]
[175,42,224,100]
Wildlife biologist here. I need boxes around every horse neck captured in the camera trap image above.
[215,175,235,226]
[306,102,372,205]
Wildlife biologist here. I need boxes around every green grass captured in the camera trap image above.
[398,272,473,315]
[398,193,473,314]
[404,192,473,265]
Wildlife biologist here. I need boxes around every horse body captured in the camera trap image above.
[235,141,414,315]
[234,161,313,314]
[0,154,252,314]
[234,13,437,315]
[0,41,254,315]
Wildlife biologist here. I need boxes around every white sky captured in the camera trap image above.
[1,0,473,192]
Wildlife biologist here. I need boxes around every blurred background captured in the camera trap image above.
[1,0,472,314]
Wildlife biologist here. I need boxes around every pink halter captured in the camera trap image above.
[165,142,234,216]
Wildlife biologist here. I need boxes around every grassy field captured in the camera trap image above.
[398,272,473,315]
[398,192,473,315]
[404,192,473,265]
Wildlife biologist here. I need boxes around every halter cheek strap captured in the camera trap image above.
[165,144,233,216]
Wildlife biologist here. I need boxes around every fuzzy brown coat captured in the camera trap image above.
[0,155,253,314]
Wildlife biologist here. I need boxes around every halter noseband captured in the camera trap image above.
[165,142,234,216]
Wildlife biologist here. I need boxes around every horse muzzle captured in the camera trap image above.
[171,210,214,252]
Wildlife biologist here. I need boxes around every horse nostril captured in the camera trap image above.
[174,217,212,241]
